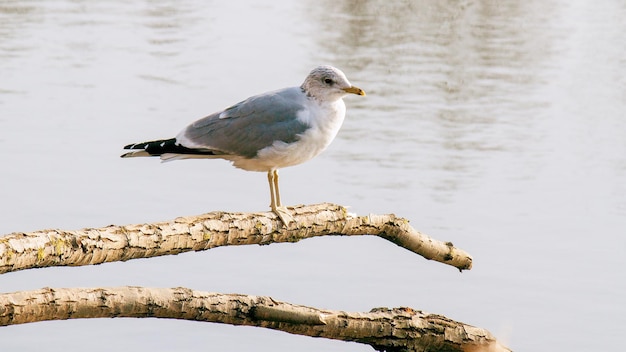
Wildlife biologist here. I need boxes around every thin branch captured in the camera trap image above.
[0,286,509,352]
[0,203,472,274]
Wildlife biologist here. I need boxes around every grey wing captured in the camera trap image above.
[177,88,311,158]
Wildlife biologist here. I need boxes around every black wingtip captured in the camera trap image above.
[122,139,173,152]
[121,138,217,157]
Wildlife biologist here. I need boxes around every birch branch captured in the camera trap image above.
[0,286,509,352]
[0,203,472,274]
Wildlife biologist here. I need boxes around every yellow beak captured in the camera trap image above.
[342,86,366,96]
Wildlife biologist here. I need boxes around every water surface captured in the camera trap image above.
[1,1,625,351]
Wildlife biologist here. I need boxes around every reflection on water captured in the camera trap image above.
[308,0,626,211]
[309,0,568,198]
[1,1,626,351]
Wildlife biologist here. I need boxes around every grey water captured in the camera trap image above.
[1,1,625,351]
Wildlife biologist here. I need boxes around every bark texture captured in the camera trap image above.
[0,286,510,352]
[0,203,472,274]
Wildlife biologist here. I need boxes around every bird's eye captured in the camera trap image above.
[324,78,334,85]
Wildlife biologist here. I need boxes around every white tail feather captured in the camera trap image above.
[160,153,222,162]
[120,150,151,158]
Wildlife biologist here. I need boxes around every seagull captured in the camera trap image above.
[121,65,365,225]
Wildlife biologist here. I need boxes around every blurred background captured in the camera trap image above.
[1,1,625,351]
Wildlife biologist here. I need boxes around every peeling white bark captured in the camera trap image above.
[0,287,509,352]
[0,203,472,274]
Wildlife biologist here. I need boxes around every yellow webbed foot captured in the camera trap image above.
[272,205,294,226]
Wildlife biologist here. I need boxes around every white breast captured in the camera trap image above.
[232,98,346,172]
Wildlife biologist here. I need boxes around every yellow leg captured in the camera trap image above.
[267,169,294,225]
[272,169,283,207]
[267,170,277,210]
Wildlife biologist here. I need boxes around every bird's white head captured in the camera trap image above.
[301,65,366,101]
